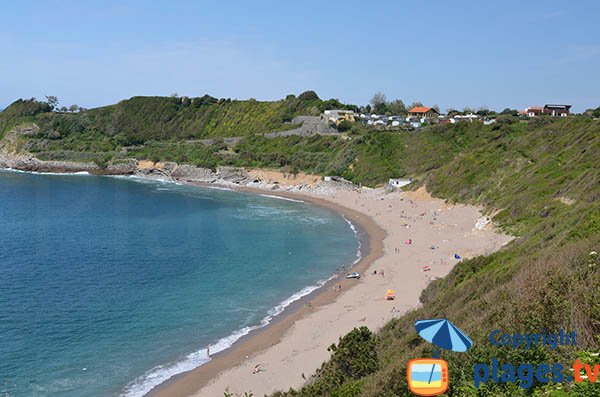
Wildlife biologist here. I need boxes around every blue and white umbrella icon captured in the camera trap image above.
[415,318,473,353]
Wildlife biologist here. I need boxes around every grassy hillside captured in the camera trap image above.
[2,96,599,395]
[0,98,52,139]
[0,92,355,147]
[269,118,600,396]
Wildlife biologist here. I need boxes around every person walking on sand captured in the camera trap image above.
[380,270,385,278]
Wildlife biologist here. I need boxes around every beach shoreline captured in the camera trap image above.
[0,164,385,396]
[144,177,512,396]
[144,180,386,397]
[0,162,513,397]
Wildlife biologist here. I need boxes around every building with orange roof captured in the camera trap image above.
[407,106,440,119]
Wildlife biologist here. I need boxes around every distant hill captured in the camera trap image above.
[0,92,356,144]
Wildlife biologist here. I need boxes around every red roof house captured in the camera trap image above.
[408,106,440,118]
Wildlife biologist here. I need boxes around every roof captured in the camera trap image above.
[527,106,544,111]
[544,104,571,109]
[408,106,439,114]
[324,109,354,113]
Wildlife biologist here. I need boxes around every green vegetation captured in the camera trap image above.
[269,118,600,396]
[0,92,354,146]
[0,98,51,139]
[2,95,599,396]
[369,92,408,115]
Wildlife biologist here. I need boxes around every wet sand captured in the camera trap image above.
[149,185,512,397]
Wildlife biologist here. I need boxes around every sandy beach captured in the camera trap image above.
[149,178,513,397]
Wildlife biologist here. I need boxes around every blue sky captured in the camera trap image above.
[1,1,599,112]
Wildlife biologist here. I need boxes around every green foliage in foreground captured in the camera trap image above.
[269,119,600,396]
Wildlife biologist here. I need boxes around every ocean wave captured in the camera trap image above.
[259,193,305,203]
[344,216,362,265]
[1,168,90,176]
[119,274,336,397]
[120,201,362,397]
[200,184,235,192]
[109,174,182,186]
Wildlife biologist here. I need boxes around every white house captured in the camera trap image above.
[387,178,413,189]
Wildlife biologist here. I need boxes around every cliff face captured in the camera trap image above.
[0,124,133,175]
[0,153,136,175]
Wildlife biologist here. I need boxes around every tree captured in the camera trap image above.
[337,119,352,132]
[365,104,372,113]
[69,104,79,112]
[374,102,389,114]
[501,108,518,116]
[45,95,59,111]
[370,92,387,108]
[388,99,406,115]
[408,101,423,110]
[298,90,320,101]
[60,106,68,112]
[476,107,491,116]
[327,326,379,379]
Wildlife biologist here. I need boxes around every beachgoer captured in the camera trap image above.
[381,270,385,277]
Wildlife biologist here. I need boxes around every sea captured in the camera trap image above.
[0,170,360,397]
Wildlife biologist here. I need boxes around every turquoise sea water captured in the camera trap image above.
[0,170,360,397]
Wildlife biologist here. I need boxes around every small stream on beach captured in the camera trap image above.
[0,170,359,397]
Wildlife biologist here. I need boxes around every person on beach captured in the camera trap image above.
[207,347,210,357]
[380,270,385,277]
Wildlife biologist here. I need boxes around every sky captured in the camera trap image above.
[1,1,599,112]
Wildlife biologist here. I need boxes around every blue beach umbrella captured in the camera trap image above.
[415,318,473,352]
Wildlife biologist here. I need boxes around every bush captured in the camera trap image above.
[337,120,352,132]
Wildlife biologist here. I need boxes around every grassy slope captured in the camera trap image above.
[2,98,599,395]
[269,118,600,396]
[0,93,348,150]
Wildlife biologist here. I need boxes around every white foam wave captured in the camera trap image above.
[120,199,363,397]
[200,184,234,191]
[109,174,182,186]
[119,273,335,397]
[343,216,363,265]
[2,168,90,176]
[259,193,305,203]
